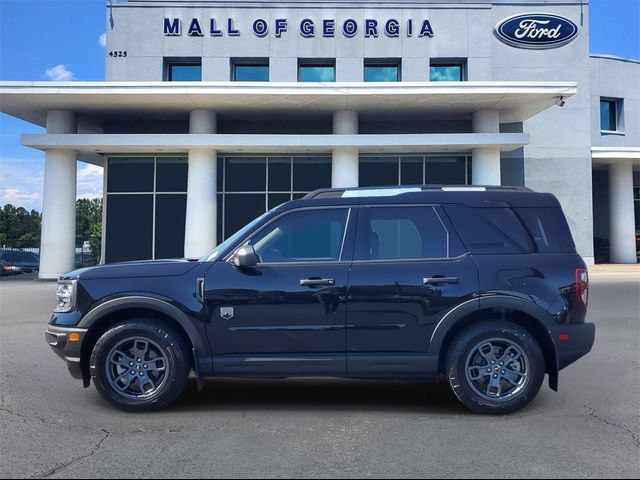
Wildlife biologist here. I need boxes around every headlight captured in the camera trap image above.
[55,281,76,312]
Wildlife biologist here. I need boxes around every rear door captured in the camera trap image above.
[346,205,479,379]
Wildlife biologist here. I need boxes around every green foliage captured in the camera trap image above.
[1,200,103,260]
[0,205,42,243]
[76,198,103,239]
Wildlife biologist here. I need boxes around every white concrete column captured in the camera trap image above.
[184,110,217,258]
[39,110,77,279]
[608,161,637,263]
[472,110,501,186]
[332,111,359,188]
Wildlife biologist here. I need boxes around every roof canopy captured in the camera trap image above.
[0,81,577,126]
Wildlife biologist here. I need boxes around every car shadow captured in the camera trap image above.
[170,377,468,415]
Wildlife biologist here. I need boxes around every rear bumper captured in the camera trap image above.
[548,322,596,370]
[45,325,88,380]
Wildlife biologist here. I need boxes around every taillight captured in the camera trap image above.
[575,268,589,308]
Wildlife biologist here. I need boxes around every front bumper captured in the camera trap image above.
[45,325,88,380]
[548,322,596,370]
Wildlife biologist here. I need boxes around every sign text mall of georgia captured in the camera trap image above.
[0,0,638,278]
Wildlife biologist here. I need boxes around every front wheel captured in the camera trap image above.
[446,320,545,414]
[90,319,190,412]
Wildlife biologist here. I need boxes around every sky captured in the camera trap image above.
[0,0,639,212]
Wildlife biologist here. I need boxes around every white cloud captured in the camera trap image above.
[0,157,44,210]
[0,158,104,212]
[98,33,106,48]
[45,64,74,81]
[77,163,104,200]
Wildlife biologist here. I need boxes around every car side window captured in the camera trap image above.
[355,206,448,260]
[250,208,349,263]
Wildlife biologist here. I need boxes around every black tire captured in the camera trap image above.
[446,320,545,415]
[90,319,190,412]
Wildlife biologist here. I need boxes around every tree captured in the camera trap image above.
[76,198,103,239]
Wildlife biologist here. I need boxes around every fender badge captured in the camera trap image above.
[220,307,234,320]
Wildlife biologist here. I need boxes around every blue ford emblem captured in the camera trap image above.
[494,13,579,49]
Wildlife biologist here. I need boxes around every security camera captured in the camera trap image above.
[554,97,566,107]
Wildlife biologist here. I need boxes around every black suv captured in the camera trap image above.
[46,186,595,414]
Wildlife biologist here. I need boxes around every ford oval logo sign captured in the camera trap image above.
[494,13,579,49]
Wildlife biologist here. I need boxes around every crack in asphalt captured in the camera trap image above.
[584,405,640,449]
[31,428,111,479]
[0,405,54,427]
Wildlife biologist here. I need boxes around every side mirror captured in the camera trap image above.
[231,245,259,268]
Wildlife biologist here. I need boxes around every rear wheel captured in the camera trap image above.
[446,320,545,414]
[90,319,190,412]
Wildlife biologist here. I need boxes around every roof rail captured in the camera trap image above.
[304,185,533,199]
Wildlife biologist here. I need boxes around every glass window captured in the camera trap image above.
[105,194,153,263]
[364,64,400,82]
[225,157,266,192]
[359,157,399,187]
[224,194,267,239]
[233,64,269,81]
[515,207,575,253]
[268,193,292,210]
[251,208,348,263]
[355,207,448,260]
[268,158,291,191]
[445,205,532,254]
[430,64,463,81]
[298,62,336,82]
[156,157,188,192]
[155,195,187,259]
[426,156,467,184]
[400,157,423,185]
[600,99,617,131]
[107,158,154,193]
[167,63,202,81]
[293,157,331,192]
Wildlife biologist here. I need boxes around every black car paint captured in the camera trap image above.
[49,189,595,391]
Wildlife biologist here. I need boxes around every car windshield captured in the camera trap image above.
[199,210,273,262]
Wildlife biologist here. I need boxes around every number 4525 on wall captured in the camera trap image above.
[108,51,127,57]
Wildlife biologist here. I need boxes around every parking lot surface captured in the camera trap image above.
[1,272,639,478]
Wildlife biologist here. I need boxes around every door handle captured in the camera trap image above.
[423,276,459,285]
[300,278,335,287]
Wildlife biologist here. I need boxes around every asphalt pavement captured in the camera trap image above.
[1,271,638,478]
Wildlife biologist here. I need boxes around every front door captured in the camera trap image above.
[347,205,479,379]
[204,206,355,377]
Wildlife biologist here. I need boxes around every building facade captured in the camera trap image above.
[0,0,638,278]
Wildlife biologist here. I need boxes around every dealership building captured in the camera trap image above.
[0,0,638,279]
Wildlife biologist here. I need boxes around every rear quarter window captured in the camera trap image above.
[444,205,532,254]
[515,207,576,253]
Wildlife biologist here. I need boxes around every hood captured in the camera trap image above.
[61,258,200,280]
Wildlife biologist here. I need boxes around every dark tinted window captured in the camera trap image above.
[359,157,399,187]
[155,195,187,258]
[515,207,575,253]
[446,205,531,254]
[107,158,154,193]
[292,157,331,191]
[251,208,348,262]
[426,157,467,184]
[400,157,423,185]
[226,157,266,192]
[268,158,291,191]
[156,157,187,192]
[356,206,448,260]
[224,194,266,238]
[106,194,153,262]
